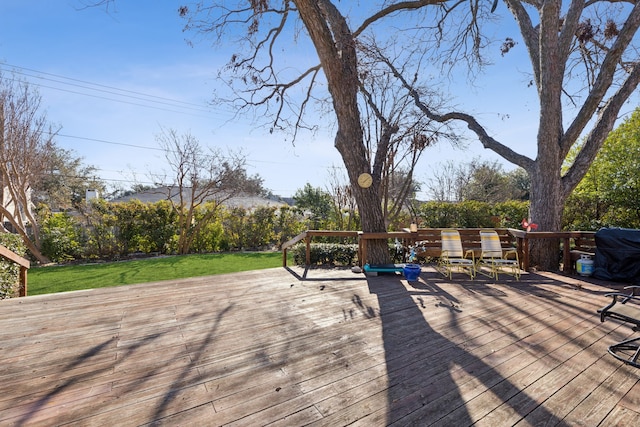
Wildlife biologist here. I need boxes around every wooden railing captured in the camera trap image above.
[511,230,596,273]
[0,244,30,297]
[282,228,597,273]
[281,230,360,267]
[397,228,518,259]
[357,231,416,267]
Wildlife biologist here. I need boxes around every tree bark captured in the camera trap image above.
[294,0,390,263]
[528,162,564,270]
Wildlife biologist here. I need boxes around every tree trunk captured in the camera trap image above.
[528,151,564,271]
[295,0,390,264]
[337,136,389,264]
[0,206,49,264]
[527,5,565,271]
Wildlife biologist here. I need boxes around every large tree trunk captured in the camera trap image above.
[336,133,389,264]
[529,162,565,270]
[527,2,565,271]
[295,0,390,264]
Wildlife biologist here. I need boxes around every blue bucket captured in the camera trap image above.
[403,264,421,281]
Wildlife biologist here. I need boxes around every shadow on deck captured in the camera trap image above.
[0,266,639,425]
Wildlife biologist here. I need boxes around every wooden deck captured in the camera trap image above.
[1,266,640,426]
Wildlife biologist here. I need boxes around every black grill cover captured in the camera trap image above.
[593,228,640,282]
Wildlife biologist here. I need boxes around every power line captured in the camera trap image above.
[2,62,333,169]
[0,63,336,193]
[0,62,236,120]
[4,65,211,113]
[2,63,207,109]
[29,81,220,119]
[54,132,313,166]
[57,133,165,152]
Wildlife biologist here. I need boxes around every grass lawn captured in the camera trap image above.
[28,252,290,296]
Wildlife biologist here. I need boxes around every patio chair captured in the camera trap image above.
[598,286,640,368]
[478,229,520,280]
[438,229,476,279]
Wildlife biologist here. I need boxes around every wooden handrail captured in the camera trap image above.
[0,244,30,297]
[358,231,415,267]
[517,230,596,272]
[281,228,598,273]
[281,230,360,267]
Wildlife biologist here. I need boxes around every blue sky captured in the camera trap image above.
[1,0,546,198]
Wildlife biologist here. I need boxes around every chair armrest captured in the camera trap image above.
[464,249,475,261]
[602,292,640,300]
[599,292,640,322]
[502,248,518,259]
[606,285,640,304]
[623,285,640,296]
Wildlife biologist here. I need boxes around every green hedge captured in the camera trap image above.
[291,242,406,266]
[40,212,83,262]
[0,233,27,299]
[291,243,359,266]
[416,200,529,229]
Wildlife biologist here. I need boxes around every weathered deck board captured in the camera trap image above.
[1,266,639,426]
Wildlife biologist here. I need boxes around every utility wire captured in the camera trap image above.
[0,62,235,120]
[1,63,207,108]
[1,63,335,193]
[54,132,310,166]
[57,133,165,152]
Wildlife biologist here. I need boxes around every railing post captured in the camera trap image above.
[522,236,529,271]
[562,237,572,273]
[19,266,27,297]
[305,236,311,266]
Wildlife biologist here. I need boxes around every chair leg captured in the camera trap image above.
[476,263,495,279]
[437,260,451,279]
[608,336,640,368]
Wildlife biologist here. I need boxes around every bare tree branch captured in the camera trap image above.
[563,61,640,192]
[0,74,59,263]
[153,128,250,254]
[562,3,640,154]
[378,52,535,170]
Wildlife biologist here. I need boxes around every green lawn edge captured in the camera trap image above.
[28,252,291,296]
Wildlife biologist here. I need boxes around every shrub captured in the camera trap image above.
[416,200,529,229]
[243,206,277,250]
[274,205,306,247]
[80,199,120,259]
[417,201,460,228]
[456,200,495,228]
[292,243,359,266]
[191,210,224,253]
[78,199,178,259]
[0,233,27,299]
[111,200,178,255]
[492,200,530,229]
[40,212,83,262]
[221,207,247,251]
[145,200,178,254]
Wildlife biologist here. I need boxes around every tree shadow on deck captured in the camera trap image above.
[363,270,588,425]
[14,305,234,426]
[285,265,367,281]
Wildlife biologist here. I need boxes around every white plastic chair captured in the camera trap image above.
[439,229,476,279]
[478,229,520,280]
